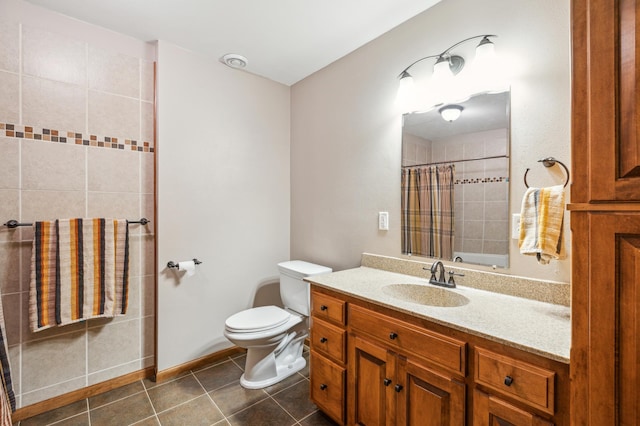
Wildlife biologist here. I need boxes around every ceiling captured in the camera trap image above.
[25,0,441,86]
[402,91,510,141]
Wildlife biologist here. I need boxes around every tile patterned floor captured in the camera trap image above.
[18,351,338,426]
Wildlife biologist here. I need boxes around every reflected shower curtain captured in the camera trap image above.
[401,164,455,259]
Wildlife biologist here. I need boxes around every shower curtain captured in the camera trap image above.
[401,164,455,259]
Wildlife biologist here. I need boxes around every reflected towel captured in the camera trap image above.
[518,185,566,265]
[0,286,15,425]
[29,218,130,332]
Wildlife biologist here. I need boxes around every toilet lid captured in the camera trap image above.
[225,306,291,333]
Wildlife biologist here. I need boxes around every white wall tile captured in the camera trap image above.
[22,26,86,85]
[88,46,139,98]
[0,71,19,124]
[0,19,19,73]
[88,91,139,139]
[22,76,86,133]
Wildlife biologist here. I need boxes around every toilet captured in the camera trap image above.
[224,260,332,389]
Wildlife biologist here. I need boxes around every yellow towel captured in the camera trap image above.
[518,185,566,265]
[29,218,130,332]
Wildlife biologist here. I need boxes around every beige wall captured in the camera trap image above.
[0,0,155,408]
[155,42,291,371]
[291,0,571,283]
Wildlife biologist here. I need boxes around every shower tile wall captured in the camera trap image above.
[0,20,155,409]
[432,128,509,255]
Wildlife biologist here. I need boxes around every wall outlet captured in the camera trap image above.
[511,213,521,240]
[378,212,389,231]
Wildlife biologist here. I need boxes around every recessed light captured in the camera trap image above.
[220,53,248,69]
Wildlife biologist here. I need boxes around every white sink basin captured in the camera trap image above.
[382,284,470,307]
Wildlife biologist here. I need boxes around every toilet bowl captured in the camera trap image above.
[224,261,332,389]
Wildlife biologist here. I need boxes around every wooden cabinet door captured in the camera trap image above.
[570,212,640,424]
[396,357,465,426]
[572,0,640,202]
[473,389,553,426]
[349,335,396,426]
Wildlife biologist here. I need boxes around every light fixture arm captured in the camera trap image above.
[397,34,498,78]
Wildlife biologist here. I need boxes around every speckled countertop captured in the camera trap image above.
[307,266,571,364]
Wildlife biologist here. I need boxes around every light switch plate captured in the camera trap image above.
[379,212,389,231]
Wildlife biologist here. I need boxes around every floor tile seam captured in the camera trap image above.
[191,369,231,423]
[267,393,299,424]
[228,357,244,371]
[88,385,149,410]
[267,375,308,397]
[191,356,237,374]
[141,379,159,418]
[297,409,321,424]
[44,408,90,426]
[130,414,160,425]
[152,391,215,416]
[223,391,275,420]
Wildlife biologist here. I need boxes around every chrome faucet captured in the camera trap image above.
[423,261,464,288]
[430,261,446,284]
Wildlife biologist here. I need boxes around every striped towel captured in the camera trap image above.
[29,218,130,332]
[518,185,566,265]
[0,291,15,425]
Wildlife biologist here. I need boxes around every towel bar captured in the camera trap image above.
[523,157,570,188]
[3,217,151,229]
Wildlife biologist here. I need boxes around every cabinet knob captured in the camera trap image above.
[320,337,328,343]
[320,383,328,390]
[389,332,398,340]
[504,375,514,386]
[394,384,403,392]
[320,305,328,311]
[383,378,392,386]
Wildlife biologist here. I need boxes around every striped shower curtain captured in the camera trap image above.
[401,164,455,259]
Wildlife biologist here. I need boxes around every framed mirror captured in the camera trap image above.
[401,90,510,268]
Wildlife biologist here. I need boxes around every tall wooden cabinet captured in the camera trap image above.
[570,0,640,423]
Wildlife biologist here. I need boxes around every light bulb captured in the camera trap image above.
[396,71,416,112]
[439,105,463,122]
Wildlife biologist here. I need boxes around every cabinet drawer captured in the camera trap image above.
[310,351,345,424]
[311,290,346,325]
[349,304,466,375]
[475,347,555,415]
[311,317,347,364]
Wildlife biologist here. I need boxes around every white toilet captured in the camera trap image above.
[224,260,332,389]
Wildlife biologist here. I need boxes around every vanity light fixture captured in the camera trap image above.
[439,105,464,122]
[396,34,501,113]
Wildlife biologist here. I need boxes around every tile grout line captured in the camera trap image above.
[140,378,160,425]
[190,363,232,425]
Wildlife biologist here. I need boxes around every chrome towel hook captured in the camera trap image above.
[523,157,570,188]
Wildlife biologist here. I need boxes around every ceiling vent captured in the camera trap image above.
[220,53,248,69]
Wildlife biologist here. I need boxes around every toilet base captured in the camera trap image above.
[239,355,306,389]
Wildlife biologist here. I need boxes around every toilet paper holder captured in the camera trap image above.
[167,259,202,269]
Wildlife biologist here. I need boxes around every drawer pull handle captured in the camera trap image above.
[320,337,328,343]
[320,305,328,311]
[504,375,514,386]
[394,384,403,392]
[383,378,392,386]
[389,332,398,340]
[320,384,328,390]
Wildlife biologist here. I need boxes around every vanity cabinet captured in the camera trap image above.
[349,304,466,425]
[309,290,347,424]
[308,286,569,425]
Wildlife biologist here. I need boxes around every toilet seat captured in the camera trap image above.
[225,306,291,333]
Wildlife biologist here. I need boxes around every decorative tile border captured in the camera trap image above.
[454,176,509,185]
[0,122,154,153]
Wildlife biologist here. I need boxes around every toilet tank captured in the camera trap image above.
[277,260,332,315]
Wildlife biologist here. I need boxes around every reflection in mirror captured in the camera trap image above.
[401,91,510,268]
